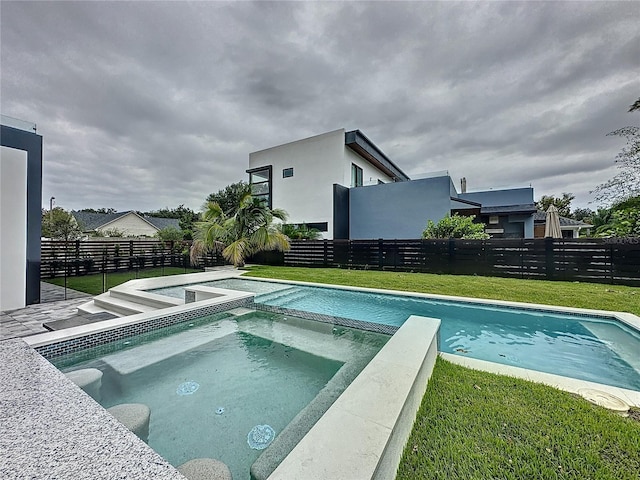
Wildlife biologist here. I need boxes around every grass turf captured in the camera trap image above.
[396,358,640,480]
[242,266,640,478]
[243,266,640,316]
[44,267,202,295]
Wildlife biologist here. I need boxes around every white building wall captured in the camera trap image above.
[0,147,28,311]
[250,129,345,239]
[249,129,395,239]
[343,148,394,186]
[98,213,158,237]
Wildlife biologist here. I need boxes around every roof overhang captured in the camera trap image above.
[480,204,537,216]
[345,130,410,182]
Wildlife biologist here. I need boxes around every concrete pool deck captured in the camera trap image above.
[1,271,639,479]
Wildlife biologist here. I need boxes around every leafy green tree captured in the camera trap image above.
[422,214,489,239]
[593,100,639,204]
[536,193,575,218]
[42,207,83,241]
[594,196,640,237]
[191,194,290,267]
[156,227,184,242]
[571,207,594,223]
[281,223,322,240]
[205,181,251,216]
[143,204,198,237]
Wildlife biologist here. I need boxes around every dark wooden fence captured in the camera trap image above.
[41,238,640,286]
[283,238,640,286]
[41,239,225,278]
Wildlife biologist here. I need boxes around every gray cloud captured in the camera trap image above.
[1,0,638,214]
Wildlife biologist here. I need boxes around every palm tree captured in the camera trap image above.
[280,223,322,240]
[191,194,290,267]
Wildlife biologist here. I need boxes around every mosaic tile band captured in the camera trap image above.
[254,303,398,336]
[36,297,253,359]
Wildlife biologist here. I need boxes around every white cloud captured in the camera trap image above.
[1,0,638,213]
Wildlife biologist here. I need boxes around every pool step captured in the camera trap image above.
[93,295,157,316]
[259,288,313,306]
[237,316,382,363]
[109,289,180,309]
[102,319,238,375]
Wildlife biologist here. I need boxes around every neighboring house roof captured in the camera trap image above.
[533,211,591,227]
[71,211,180,232]
[345,130,411,182]
[480,204,537,215]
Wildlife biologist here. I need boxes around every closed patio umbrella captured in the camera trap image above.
[544,205,562,238]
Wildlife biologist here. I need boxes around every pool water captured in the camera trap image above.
[52,311,388,479]
[150,278,640,391]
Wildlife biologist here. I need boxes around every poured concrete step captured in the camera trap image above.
[109,289,181,309]
[93,295,157,316]
[101,319,238,375]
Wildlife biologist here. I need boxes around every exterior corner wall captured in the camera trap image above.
[523,215,534,238]
[249,130,346,239]
[343,148,394,187]
[349,176,453,240]
[459,187,534,207]
[1,125,42,308]
[0,147,28,311]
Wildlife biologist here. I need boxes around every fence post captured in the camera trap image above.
[448,238,455,274]
[609,242,614,284]
[545,237,554,280]
[323,240,328,267]
[378,238,383,270]
[102,252,106,293]
[75,240,80,276]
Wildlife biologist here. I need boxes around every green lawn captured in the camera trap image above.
[397,358,640,480]
[44,267,202,295]
[241,266,640,479]
[243,266,640,316]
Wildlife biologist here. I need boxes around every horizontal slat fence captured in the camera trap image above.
[284,238,640,286]
[41,239,225,278]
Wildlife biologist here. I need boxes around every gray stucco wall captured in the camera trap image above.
[349,176,453,239]
[458,187,534,206]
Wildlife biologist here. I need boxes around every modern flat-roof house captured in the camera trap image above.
[1,115,42,310]
[72,211,181,237]
[248,129,536,240]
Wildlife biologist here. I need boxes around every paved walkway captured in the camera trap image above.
[0,283,91,340]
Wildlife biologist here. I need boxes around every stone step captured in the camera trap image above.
[93,295,156,316]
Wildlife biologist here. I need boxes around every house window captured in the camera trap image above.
[248,166,272,208]
[283,167,293,178]
[351,163,363,187]
[489,215,500,225]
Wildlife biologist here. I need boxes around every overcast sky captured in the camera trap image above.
[2,1,638,213]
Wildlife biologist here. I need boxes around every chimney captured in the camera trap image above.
[460,177,467,193]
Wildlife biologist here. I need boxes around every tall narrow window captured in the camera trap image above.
[248,166,272,208]
[351,163,363,187]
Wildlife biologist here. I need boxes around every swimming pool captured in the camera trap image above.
[52,309,388,480]
[150,278,640,391]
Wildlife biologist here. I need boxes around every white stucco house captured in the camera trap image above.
[72,211,180,238]
[248,129,538,240]
[248,129,410,239]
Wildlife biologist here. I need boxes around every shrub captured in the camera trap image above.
[423,214,490,239]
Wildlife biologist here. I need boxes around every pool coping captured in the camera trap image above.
[4,271,639,479]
